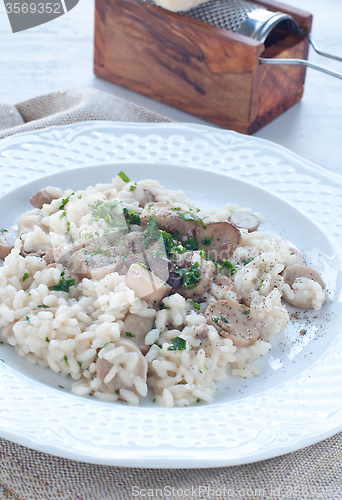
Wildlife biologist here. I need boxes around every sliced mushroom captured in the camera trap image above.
[95,339,148,397]
[30,187,61,209]
[18,216,48,236]
[194,221,241,263]
[43,244,78,266]
[140,202,201,237]
[138,189,155,208]
[212,274,241,301]
[172,253,216,299]
[123,314,154,355]
[67,245,125,280]
[0,228,18,260]
[125,231,170,281]
[289,247,307,266]
[282,264,327,308]
[230,211,259,232]
[125,263,171,305]
[205,299,260,347]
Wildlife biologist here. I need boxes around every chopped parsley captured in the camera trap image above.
[159,303,170,310]
[241,257,254,266]
[59,193,74,212]
[129,183,137,191]
[45,337,50,343]
[189,300,200,310]
[59,211,67,219]
[93,247,111,256]
[222,259,238,275]
[220,316,229,324]
[243,310,250,315]
[123,207,140,226]
[196,398,202,403]
[177,212,206,229]
[49,272,75,293]
[201,237,213,246]
[167,336,186,351]
[115,389,120,394]
[38,304,49,308]
[22,272,29,282]
[175,261,201,289]
[58,385,64,389]
[26,316,30,322]
[125,332,135,338]
[143,216,160,248]
[212,318,219,324]
[0,229,8,233]
[64,355,68,365]
[118,171,130,183]
[183,237,198,251]
[0,359,5,363]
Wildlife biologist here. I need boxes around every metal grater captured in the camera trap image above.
[177,0,342,79]
[183,0,294,42]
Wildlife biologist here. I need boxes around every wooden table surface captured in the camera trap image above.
[1,0,342,173]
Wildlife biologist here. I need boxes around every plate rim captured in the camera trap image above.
[0,120,342,468]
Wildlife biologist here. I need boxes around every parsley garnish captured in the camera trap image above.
[159,304,170,310]
[178,211,206,229]
[143,216,160,248]
[64,355,68,364]
[243,310,250,315]
[189,300,200,310]
[22,272,29,282]
[212,318,219,324]
[201,237,213,246]
[183,237,198,251]
[196,398,202,403]
[46,337,50,343]
[175,261,201,289]
[49,272,75,293]
[129,184,137,191]
[115,389,120,394]
[118,171,130,183]
[123,207,140,226]
[26,316,30,322]
[59,193,74,212]
[0,229,8,233]
[242,257,254,266]
[38,304,49,308]
[220,316,229,324]
[125,332,135,338]
[167,336,186,351]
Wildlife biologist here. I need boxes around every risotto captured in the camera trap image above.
[0,172,328,407]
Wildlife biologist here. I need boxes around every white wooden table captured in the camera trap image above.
[1,0,341,173]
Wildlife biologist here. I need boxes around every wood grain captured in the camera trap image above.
[94,0,312,133]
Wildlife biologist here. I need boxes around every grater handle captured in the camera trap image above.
[259,57,342,81]
[300,30,342,64]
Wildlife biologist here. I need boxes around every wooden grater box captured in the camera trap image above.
[94,0,312,134]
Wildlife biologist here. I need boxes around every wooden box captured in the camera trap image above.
[94,0,312,134]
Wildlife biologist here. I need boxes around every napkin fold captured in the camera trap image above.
[0,88,341,500]
[0,88,171,139]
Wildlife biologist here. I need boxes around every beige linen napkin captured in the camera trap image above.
[0,88,341,500]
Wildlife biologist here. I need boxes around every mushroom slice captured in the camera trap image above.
[30,187,61,209]
[138,189,156,208]
[43,243,81,266]
[0,228,18,260]
[140,202,201,237]
[95,339,148,397]
[289,248,307,266]
[171,252,216,299]
[195,221,241,263]
[205,299,260,347]
[123,314,154,355]
[212,274,241,301]
[230,211,259,232]
[18,216,48,236]
[282,264,327,309]
[125,263,171,305]
[67,245,125,280]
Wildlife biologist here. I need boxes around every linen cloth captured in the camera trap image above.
[0,88,341,500]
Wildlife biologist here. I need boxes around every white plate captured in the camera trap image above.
[0,121,342,468]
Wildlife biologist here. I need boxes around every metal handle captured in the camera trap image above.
[259,57,342,80]
[300,29,342,64]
